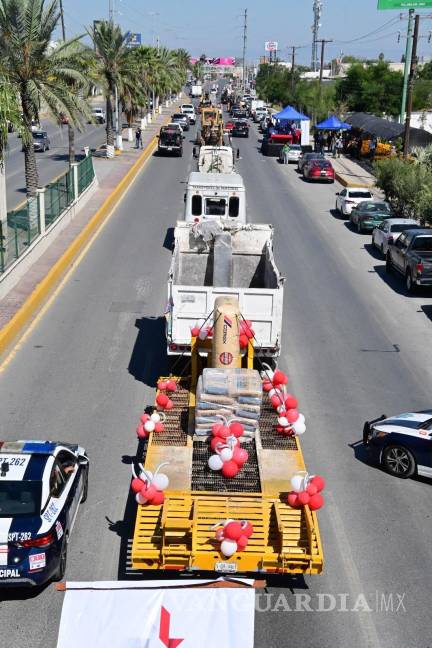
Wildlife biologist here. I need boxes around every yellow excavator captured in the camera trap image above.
[131,295,323,576]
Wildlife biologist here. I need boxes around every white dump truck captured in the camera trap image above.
[183,171,246,224]
[166,222,284,357]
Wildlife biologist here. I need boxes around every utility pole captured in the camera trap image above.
[290,46,300,94]
[400,9,415,124]
[311,0,323,72]
[242,8,247,93]
[109,0,114,21]
[403,13,420,159]
[317,39,332,84]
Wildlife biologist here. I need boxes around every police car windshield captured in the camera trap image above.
[0,481,41,517]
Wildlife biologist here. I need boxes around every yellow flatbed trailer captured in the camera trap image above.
[131,338,323,576]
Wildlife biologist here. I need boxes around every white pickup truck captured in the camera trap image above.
[166,222,284,357]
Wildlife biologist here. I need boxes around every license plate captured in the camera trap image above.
[215,561,237,573]
[167,147,172,151]
[320,171,326,176]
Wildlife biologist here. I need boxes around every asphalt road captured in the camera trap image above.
[0,107,431,648]
[5,117,107,211]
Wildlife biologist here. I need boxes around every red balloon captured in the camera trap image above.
[311,475,325,492]
[236,535,249,551]
[276,425,285,434]
[244,326,254,340]
[271,394,284,409]
[210,436,225,452]
[207,327,213,337]
[157,381,167,391]
[298,491,310,506]
[165,399,174,410]
[154,422,164,433]
[131,478,144,494]
[150,490,165,505]
[229,422,244,438]
[284,394,298,410]
[156,393,169,407]
[211,423,224,437]
[241,521,254,538]
[306,483,318,496]
[221,460,239,478]
[136,424,148,439]
[141,484,157,501]
[287,492,299,507]
[308,493,324,511]
[232,447,248,466]
[224,521,243,540]
[262,380,273,392]
[218,425,230,439]
[140,413,150,423]
[166,380,177,392]
[286,408,299,423]
[239,334,249,349]
[272,369,288,386]
[191,327,200,337]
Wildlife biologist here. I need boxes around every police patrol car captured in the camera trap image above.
[0,440,89,586]
[363,411,432,479]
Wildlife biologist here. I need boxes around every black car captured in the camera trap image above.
[231,120,249,137]
[171,113,189,131]
[158,127,183,157]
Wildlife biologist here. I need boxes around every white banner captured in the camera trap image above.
[301,119,310,146]
[57,581,255,648]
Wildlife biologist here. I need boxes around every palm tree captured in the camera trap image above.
[0,0,92,196]
[88,20,139,155]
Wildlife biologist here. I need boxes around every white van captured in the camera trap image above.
[180,103,196,124]
[184,171,246,224]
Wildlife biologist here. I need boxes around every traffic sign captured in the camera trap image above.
[378,0,432,8]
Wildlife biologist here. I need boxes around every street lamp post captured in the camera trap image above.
[114,85,123,151]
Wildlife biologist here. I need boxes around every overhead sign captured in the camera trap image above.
[265,41,278,52]
[56,581,255,648]
[378,0,432,8]
[126,32,142,47]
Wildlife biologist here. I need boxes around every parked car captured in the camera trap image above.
[180,104,196,124]
[349,200,393,233]
[303,158,335,183]
[278,143,302,164]
[231,119,249,137]
[90,107,105,124]
[363,411,432,479]
[171,113,190,131]
[335,187,373,216]
[372,218,420,256]
[23,130,50,152]
[385,228,432,292]
[224,120,235,132]
[297,151,325,173]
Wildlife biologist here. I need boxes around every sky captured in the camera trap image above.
[61,0,432,65]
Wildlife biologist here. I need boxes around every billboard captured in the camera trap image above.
[265,41,278,52]
[126,32,142,47]
[378,0,432,8]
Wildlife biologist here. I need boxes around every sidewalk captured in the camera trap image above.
[0,101,178,334]
[331,155,376,189]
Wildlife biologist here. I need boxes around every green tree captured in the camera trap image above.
[0,0,92,196]
[336,62,403,116]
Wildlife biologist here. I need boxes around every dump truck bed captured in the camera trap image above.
[131,376,323,575]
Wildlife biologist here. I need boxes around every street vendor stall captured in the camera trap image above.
[261,105,310,156]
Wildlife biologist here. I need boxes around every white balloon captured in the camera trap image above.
[144,420,155,433]
[278,416,289,428]
[220,448,233,462]
[135,492,147,505]
[220,539,238,557]
[198,328,208,340]
[150,412,161,423]
[291,474,306,493]
[298,413,305,424]
[268,388,280,399]
[139,470,153,482]
[276,405,286,414]
[208,454,223,471]
[152,473,169,491]
[292,420,306,435]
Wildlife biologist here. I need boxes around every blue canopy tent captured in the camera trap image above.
[273,105,310,121]
[315,115,351,130]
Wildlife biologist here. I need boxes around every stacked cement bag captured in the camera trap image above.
[195,368,262,437]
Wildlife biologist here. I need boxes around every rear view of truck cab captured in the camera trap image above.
[184,172,246,225]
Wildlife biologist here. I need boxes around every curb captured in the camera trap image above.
[334,171,372,189]
[0,127,164,359]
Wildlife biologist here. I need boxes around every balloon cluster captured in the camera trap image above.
[262,367,306,437]
[287,472,325,511]
[239,319,255,350]
[190,323,213,340]
[136,411,166,439]
[208,419,249,478]
[213,519,254,557]
[131,462,170,506]
[156,379,177,411]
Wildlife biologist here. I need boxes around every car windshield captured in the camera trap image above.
[290,145,302,151]
[306,153,323,160]
[0,480,41,517]
[361,202,391,213]
[349,191,372,199]
[390,223,419,233]
[312,161,330,168]
[411,236,432,251]
[172,114,185,120]
[32,132,45,139]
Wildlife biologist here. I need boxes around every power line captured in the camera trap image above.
[334,16,400,45]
